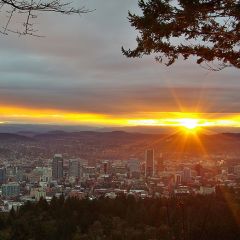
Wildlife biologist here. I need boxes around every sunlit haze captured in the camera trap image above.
[0,105,240,132]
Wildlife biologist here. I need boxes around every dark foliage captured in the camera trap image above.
[0,187,240,239]
[122,0,240,70]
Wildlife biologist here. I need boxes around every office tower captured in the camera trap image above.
[101,160,110,175]
[52,154,63,180]
[195,163,204,177]
[2,182,20,197]
[145,149,154,177]
[128,158,140,172]
[40,167,52,182]
[175,173,182,185]
[103,161,108,174]
[127,158,141,178]
[69,159,80,178]
[0,167,6,185]
[183,167,191,183]
[155,153,164,176]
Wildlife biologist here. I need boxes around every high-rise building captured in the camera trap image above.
[2,182,20,197]
[42,167,52,182]
[155,153,164,176]
[69,159,80,178]
[127,158,141,178]
[175,173,182,185]
[145,149,154,177]
[52,154,63,180]
[103,161,109,175]
[128,159,140,172]
[195,164,204,177]
[0,167,6,185]
[100,160,110,175]
[183,167,191,183]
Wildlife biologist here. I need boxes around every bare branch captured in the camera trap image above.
[0,0,91,36]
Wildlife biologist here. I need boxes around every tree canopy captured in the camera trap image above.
[0,190,240,240]
[122,0,240,70]
[0,1,89,36]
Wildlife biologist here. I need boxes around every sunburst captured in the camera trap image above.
[179,118,199,130]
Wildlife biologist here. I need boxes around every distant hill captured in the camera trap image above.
[17,131,38,137]
[0,123,240,135]
[33,131,240,155]
[0,130,239,159]
[0,133,33,142]
[0,124,100,134]
[34,130,157,144]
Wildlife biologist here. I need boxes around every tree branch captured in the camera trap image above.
[0,0,91,36]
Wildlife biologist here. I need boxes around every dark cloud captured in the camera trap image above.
[0,87,239,116]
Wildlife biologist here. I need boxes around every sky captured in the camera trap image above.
[0,0,239,129]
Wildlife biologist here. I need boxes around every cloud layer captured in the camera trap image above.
[0,0,239,125]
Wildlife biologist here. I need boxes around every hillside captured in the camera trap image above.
[0,131,239,160]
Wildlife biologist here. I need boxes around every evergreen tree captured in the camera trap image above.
[123,0,240,70]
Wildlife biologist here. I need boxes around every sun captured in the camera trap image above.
[179,118,199,130]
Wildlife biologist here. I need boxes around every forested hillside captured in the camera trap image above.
[0,187,239,240]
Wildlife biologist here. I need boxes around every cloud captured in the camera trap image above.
[0,86,239,116]
[0,0,239,124]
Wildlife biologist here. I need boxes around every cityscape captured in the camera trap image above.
[0,0,240,239]
[0,132,239,212]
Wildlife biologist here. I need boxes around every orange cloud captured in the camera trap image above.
[0,105,240,129]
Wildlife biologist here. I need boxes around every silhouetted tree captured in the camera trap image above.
[1,194,240,240]
[122,0,240,71]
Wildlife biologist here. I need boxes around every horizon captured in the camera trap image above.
[0,0,239,133]
[0,122,240,135]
